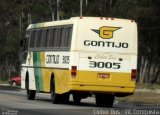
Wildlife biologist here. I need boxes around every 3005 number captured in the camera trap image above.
[89,61,121,69]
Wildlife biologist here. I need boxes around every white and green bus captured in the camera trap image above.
[20,17,138,107]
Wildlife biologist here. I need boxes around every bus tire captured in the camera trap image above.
[61,93,70,104]
[27,89,36,100]
[26,75,36,100]
[51,81,61,104]
[73,94,81,104]
[95,94,114,107]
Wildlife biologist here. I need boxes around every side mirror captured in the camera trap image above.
[20,39,23,47]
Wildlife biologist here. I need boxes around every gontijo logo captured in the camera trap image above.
[84,26,128,49]
[91,26,121,39]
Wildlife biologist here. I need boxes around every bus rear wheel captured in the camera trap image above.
[95,94,114,107]
[26,75,36,100]
[51,82,61,104]
[27,89,36,100]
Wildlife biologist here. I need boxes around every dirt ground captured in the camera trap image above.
[117,83,160,105]
[117,92,160,105]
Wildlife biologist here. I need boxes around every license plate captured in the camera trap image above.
[98,73,110,79]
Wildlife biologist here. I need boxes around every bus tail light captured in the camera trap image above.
[71,66,77,76]
[131,69,137,81]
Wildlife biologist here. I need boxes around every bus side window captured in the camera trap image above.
[41,29,49,48]
[36,30,42,48]
[44,29,49,48]
[53,27,61,48]
[60,27,68,48]
[49,28,55,48]
[29,30,36,48]
[59,26,73,50]
[27,25,73,51]
[67,27,73,48]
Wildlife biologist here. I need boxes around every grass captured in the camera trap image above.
[0,80,8,84]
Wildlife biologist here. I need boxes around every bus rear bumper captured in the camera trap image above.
[69,83,135,95]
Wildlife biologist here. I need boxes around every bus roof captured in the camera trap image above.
[27,17,136,30]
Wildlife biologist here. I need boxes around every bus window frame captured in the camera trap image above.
[27,24,73,52]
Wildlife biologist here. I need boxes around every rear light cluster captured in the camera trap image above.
[131,69,137,81]
[71,66,77,76]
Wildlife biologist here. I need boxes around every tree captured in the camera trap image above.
[0,0,160,84]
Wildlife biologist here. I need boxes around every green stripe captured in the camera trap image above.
[33,52,43,91]
[31,23,45,29]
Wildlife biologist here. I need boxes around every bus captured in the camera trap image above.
[20,17,138,107]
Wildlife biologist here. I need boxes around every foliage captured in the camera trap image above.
[0,0,160,83]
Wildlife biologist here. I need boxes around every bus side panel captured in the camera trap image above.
[21,67,36,90]
[21,67,27,89]
[53,69,71,94]
[21,52,36,90]
[40,68,51,92]
[37,68,71,93]
[32,51,71,93]
[28,68,36,90]
[33,52,43,92]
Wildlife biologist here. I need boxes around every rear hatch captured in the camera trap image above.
[73,17,137,86]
